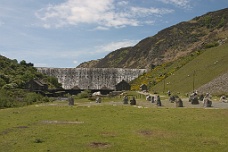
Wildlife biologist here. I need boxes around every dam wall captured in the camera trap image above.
[37,68,147,90]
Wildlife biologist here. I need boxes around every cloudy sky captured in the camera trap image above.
[0,0,227,67]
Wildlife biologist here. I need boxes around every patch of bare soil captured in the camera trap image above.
[14,126,29,129]
[41,120,84,124]
[138,130,153,136]
[0,126,29,135]
[202,139,219,145]
[89,142,111,148]
[138,130,174,138]
[0,128,13,135]
[100,131,116,137]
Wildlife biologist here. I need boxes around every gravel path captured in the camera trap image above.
[72,98,228,109]
[38,95,228,109]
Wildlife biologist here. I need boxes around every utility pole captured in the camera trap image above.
[163,78,166,93]
[193,70,196,92]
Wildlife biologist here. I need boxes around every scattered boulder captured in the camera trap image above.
[169,95,178,103]
[199,94,204,101]
[203,98,212,107]
[156,95,162,106]
[68,97,74,106]
[130,97,136,105]
[151,96,155,103]
[146,95,151,101]
[169,95,184,107]
[96,97,101,103]
[220,95,227,103]
[176,98,183,107]
[123,95,128,104]
[189,93,199,104]
[191,97,199,104]
[203,93,212,107]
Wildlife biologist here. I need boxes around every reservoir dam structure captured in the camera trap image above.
[37,68,147,90]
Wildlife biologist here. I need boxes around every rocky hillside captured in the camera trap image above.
[77,8,228,69]
[197,72,228,95]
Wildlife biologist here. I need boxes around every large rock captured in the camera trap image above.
[189,94,199,104]
[123,96,129,104]
[156,96,162,106]
[68,97,74,106]
[203,98,212,107]
[130,97,136,105]
[176,98,183,107]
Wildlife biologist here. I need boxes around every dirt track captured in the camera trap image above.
[38,94,228,109]
[71,97,228,109]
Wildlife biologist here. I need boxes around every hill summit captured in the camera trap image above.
[77,8,228,69]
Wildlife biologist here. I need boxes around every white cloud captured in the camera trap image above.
[73,60,78,65]
[94,26,110,31]
[36,0,174,29]
[117,1,129,6]
[160,0,191,9]
[95,40,138,53]
[131,7,174,16]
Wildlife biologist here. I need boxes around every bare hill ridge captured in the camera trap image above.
[77,8,228,69]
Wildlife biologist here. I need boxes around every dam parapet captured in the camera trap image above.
[37,68,147,90]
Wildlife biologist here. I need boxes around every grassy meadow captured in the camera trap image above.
[0,95,228,152]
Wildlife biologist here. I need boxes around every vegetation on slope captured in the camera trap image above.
[131,43,228,95]
[0,55,61,108]
[77,8,228,69]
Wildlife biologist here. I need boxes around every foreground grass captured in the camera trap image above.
[0,100,227,152]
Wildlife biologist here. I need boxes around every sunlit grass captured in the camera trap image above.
[0,98,227,152]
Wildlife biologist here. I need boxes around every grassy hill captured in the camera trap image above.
[131,43,228,95]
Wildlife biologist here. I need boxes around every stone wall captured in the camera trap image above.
[37,68,147,90]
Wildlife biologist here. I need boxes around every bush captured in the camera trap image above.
[25,93,43,104]
[2,83,18,90]
[42,97,50,102]
[77,90,91,99]
[204,42,219,48]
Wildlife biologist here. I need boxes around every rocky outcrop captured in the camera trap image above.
[197,72,228,94]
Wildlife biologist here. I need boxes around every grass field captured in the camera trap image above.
[1,95,228,152]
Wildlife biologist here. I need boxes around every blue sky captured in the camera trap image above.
[0,0,227,68]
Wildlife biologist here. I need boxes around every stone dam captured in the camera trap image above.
[37,68,147,90]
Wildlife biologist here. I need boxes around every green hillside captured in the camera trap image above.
[131,43,228,95]
[0,55,61,108]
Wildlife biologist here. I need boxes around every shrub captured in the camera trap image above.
[42,97,50,102]
[77,90,91,99]
[2,83,18,90]
[204,42,219,48]
[25,93,43,104]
